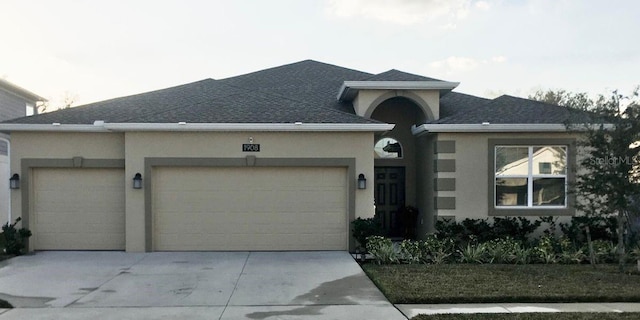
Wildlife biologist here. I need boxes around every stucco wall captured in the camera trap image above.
[352,89,440,121]
[415,133,436,236]
[435,132,579,220]
[10,131,375,252]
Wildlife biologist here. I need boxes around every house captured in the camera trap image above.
[0,79,46,224]
[0,60,582,252]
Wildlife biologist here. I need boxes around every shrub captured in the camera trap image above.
[492,217,541,243]
[436,217,542,246]
[485,237,521,264]
[351,217,383,251]
[534,235,559,264]
[557,237,586,264]
[420,235,455,264]
[366,236,399,264]
[512,246,533,264]
[457,240,487,264]
[560,216,617,246]
[399,240,422,264]
[591,240,617,263]
[2,217,32,255]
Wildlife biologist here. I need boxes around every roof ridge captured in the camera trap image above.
[219,59,374,82]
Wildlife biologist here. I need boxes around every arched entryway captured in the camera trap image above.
[370,96,430,238]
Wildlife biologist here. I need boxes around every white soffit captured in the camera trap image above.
[0,122,395,132]
[412,123,614,134]
[337,81,460,101]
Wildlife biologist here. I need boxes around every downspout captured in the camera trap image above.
[0,136,10,224]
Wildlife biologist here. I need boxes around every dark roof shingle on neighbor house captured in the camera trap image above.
[2,59,581,126]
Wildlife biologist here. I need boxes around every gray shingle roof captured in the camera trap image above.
[5,60,380,125]
[433,94,591,124]
[3,59,581,126]
[363,69,443,82]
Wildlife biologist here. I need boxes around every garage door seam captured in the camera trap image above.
[219,251,250,319]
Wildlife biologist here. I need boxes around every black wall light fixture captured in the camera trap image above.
[357,173,366,190]
[133,173,143,189]
[9,174,19,189]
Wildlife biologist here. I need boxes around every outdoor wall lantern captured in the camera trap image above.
[357,173,367,190]
[9,174,19,189]
[133,173,143,189]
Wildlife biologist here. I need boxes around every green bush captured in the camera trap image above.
[560,216,617,246]
[421,235,455,264]
[399,240,422,264]
[436,217,542,246]
[485,237,522,264]
[351,217,383,251]
[2,217,32,255]
[534,235,559,264]
[366,236,399,264]
[457,240,487,264]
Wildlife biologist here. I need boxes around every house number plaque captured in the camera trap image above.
[242,144,260,152]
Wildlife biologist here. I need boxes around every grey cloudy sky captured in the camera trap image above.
[1,0,638,109]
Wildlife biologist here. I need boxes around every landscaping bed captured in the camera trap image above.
[413,313,640,320]
[363,264,640,304]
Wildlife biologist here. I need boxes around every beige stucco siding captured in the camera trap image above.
[436,132,578,220]
[125,131,374,252]
[9,131,376,252]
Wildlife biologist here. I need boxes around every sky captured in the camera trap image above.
[1,0,638,110]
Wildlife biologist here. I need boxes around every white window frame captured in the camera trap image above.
[494,145,568,209]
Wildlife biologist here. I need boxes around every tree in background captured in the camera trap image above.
[35,91,77,114]
[530,87,640,272]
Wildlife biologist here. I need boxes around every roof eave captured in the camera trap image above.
[0,79,47,102]
[412,123,615,135]
[0,122,395,133]
[337,81,460,101]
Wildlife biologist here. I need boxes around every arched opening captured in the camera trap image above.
[375,137,403,159]
[370,97,426,239]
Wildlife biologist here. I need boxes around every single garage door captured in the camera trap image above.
[32,168,125,250]
[153,167,348,251]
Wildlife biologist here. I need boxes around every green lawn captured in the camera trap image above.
[413,313,640,320]
[363,264,640,304]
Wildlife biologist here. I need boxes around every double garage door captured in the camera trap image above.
[31,166,347,251]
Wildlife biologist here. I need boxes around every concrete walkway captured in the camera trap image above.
[0,251,406,320]
[397,303,640,318]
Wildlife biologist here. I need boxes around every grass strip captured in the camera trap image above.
[363,264,640,304]
[413,313,640,320]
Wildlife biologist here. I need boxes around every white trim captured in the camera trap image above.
[0,122,395,132]
[338,81,459,101]
[0,124,109,132]
[0,137,11,223]
[413,123,615,134]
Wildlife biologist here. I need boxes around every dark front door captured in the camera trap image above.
[374,167,406,237]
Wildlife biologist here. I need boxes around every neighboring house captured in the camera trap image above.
[0,79,46,224]
[0,60,584,252]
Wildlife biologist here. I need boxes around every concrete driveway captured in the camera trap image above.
[0,251,406,319]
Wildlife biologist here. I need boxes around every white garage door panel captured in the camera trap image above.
[153,167,348,251]
[33,168,125,250]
